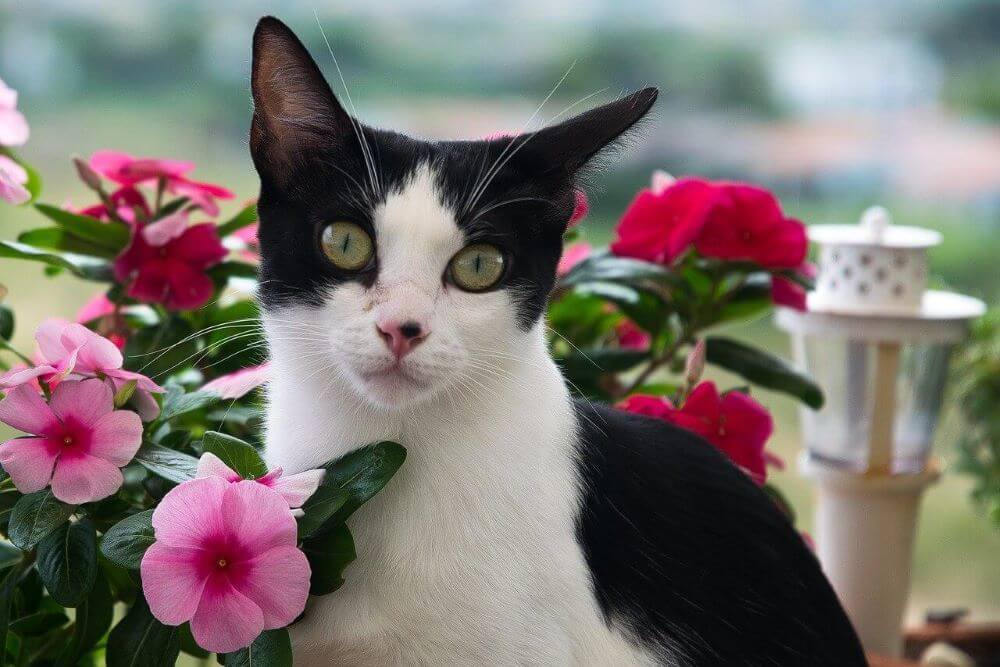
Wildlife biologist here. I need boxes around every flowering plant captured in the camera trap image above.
[0,76,820,663]
[0,86,405,664]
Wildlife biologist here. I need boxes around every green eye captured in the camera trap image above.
[448,243,506,292]
[321,221,374,271]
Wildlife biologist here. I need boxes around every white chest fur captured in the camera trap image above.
[263,320,654,666]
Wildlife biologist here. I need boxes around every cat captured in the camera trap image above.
[249,16,867,667]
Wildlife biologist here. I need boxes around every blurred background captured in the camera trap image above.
[0,0,997,624]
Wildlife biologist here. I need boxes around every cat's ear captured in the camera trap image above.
[519,87,658,176]
[250,16,353,179]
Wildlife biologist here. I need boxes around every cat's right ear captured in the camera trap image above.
[250,17,352,182]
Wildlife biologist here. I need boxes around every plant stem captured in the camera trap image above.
[0,339,32,366]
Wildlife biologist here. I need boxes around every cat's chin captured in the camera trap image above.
[350,365,440,411]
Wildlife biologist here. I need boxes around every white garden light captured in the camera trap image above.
[775,206,986,657]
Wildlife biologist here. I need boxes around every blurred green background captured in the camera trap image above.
[0,0,997,625]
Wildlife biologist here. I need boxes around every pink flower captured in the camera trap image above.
[79,186,150,224]
[232,222,260,262]
[113,211,227,311]
[693,185,807,269]
[76,293,116,324]
[0,78,29,146]
[611,176,719,264]
[615,320,651,350]
[0,155,29,205]
[196,451,323,516]
[568,189,589,227]
[88,150,233,216]
[201,363,270,400]
[0,319,162,419]
[557,241,591,276]
[618,381,777,484]
[0,380,142,503]
[141,477,311,653]
[771,262,817,312]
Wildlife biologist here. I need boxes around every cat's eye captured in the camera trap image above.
[321,221,374,271]
[447,243,506,292]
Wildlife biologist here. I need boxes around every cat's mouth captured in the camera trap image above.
[360,363,428,389]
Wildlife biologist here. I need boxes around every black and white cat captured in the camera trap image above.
[249,17,866,666]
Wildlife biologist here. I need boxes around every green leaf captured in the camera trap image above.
[301,523,356,595]
[0,241,113,281]
[34,203,131,251]
[106,596,180,667]
[0,541,21,570]
[209,261,258,282]
[299,441,406,538]
[0,561,27,657]
[114,379,139,408]
[202,431,267,479]
[100,510,155,570]
[0,303,15,341]
[134,443,199,484]
[216,202,258,238]
[37,517,98,606]
[559,252,672,288]
[17,227,119,258]
[178,622,209,658]
[159,385,219,421]
[8,490,75,550]
[224,628,292,667]
[557,347,649,380]
[56,571,114,667]
[9,610,69,636]
[154,197,188,219]
[705,336,825,409]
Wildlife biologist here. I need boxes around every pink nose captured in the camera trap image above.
[376,320,429,359]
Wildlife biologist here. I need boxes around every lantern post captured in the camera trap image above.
[774,207,985,657]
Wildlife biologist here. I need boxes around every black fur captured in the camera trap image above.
[250,17,655,327]
[573,400,867,666]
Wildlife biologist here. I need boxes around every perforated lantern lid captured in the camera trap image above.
[806,206,984,323]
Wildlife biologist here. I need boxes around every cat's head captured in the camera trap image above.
[250,16,656,411]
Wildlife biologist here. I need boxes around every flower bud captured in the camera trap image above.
[72,156,103,191]
[685,339,706,384]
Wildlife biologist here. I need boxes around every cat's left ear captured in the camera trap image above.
[518,87,658,176]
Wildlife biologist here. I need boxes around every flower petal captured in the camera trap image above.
[235,545,310,629]
[267,468,325,509]
[35,318,73,364]
[0,384,58,435]
[0,364,57,390]
[222,481,298,557]
[141,542,209,625]
[169,224,228,269]
[190,576,264,654]
[163,261,216,311]
[0,437,59,493]
[200,363,269,399]
[196,452,242,482]
[88,409,143,466]
[62,324,123,374]
[49,453,124,504]
[49,379,113,428]
[151,477,229,549]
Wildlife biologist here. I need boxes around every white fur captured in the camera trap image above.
[263,164,658,665]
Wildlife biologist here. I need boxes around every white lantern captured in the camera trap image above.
[774,206,985,657]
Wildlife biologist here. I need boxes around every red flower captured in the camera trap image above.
[610,177,718,264]
[770,263,816,312]
[618,381,775,484]
[693,184,807,269]
[615,320,651,350]
[113,211,227,311]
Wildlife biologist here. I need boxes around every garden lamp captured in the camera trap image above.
[774,206,986,657]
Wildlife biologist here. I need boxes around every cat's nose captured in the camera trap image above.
[376,319,430,359]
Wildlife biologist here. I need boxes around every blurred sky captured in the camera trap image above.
[0,0,998,623]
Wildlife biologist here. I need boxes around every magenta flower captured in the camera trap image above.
[556,241,591,276]
[201,363,270,400]
[88,150,234,216]
[0,380,142,504]
[196,451,323,516]
[141,477,311,653]
[113,211,227,311]
[0,77,29,147]
[0,155,29,205]
[0,319,162,419]
[78,185,150,224]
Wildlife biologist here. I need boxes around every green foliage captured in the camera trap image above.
[36,518,98,606]
[106,596,180,667]
[100,510,156,569]
[134,443,199,484]
[201,431,267,479]
[705,336,824,409]
[953,309,1000,528]
[302,524,357,595]
[224,628,293,667]
[8,492,75,551]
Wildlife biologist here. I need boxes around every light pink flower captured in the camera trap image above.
[0,380,142,503]
[0,319,162,419]
[166,178,234,217]
[0,155,29,205]
[557,242,591,276]
[196,452,323,517]
[201,363,270,400]
[141,477,311,653]
[0,78,29,146]
[76,293,116,324]
[89,150,194,186]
